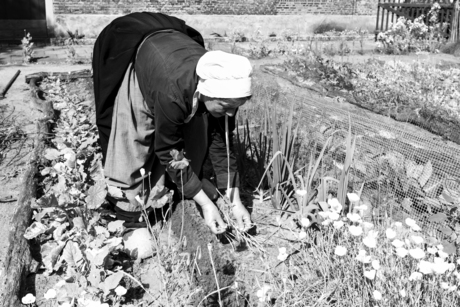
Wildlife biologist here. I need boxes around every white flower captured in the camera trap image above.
[432,257,451,275]
[22,293,36,304]
[441,282,449,290]
[301,218,310,228]
[295,189,307,197]
[411,224,421,231]
[399,289,406,297]
[363,231,378,248]
[372,260,381,270]
[347,193,360,203]
[333,220,344,229]
[328,198,342,213]
[115,285,127,296]
[396,247,408,258]
[411,235,424,245]
[356,250,371,263]
[437,244,444,251]
[362,222,374,230]
[373,290,382,300]
[448,285,457,292]
[256,284,272,302]
[335,246,347,257]
[419,260,433,275]
[392,239,405,248]
[438,250,449,259]
[349,225,363,236]
[298,231,307,240]
[318,212,330,220]
[409,248,426,260]
[405,218,416,227]
[44,289,57,300]
[347,213,361,223]
[409,272,423,281]
[329,211,340,221]
[277,247,289,261]
[140,168,145,177]
[364,269,376,280]
[427,247,437,254]
[394,222,403,228]
[385,228,396,239]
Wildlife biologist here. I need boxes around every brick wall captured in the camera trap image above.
[52,0,379,15]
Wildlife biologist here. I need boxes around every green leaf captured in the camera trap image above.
[440,226,453,236]
[44,148,61,160]
[418,161,432,188]
[35,194,59,208]
[85,180,107,210]
[24,221,48,240]
[87,267,103,288]
[107,220,125,233]
[102,271,124,296]
[428,212,447,223]
[60,241,84,268]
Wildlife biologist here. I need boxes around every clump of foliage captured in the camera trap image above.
[313,21,347,34]
[65,30,85,64]
[23,77,198,306]
[21,30,34,64]
[0,106,26,167]
[376,3,448,54]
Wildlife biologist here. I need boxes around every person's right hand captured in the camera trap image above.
[201,202,227,234]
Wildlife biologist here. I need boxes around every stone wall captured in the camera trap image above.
[52,0,379,16]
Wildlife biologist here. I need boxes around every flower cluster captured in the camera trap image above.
[376,2,448,54]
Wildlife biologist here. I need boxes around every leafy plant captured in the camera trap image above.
[21,30,34,63]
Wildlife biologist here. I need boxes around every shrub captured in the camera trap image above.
[313,21,346,34]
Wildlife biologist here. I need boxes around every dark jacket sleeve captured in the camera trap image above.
[154,92,202,198]
[208,114,240,190]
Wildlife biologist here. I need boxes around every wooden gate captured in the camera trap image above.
[0,0,48,42]
[375,0,454,35]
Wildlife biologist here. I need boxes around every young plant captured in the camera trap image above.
[21,30,34,63]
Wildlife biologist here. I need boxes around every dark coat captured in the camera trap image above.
[92,12,204,161]
[135,32,239,198]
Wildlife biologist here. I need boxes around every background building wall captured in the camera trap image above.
[52,0,378,16]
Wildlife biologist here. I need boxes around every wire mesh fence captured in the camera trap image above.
[284,91,460,237]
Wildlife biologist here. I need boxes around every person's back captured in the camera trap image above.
[135,31,206,117]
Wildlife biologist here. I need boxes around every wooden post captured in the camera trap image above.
[450,0,460,42]
[376,0,382,36]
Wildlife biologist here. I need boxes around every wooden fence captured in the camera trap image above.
[375,0,455,35]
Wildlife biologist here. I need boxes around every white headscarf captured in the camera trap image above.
[196,50,252,99]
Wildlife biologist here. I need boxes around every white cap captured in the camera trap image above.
[196,50,252,98]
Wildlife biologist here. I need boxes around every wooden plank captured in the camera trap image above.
[376,0,382,33]
[386,5,390,30]
[25,70,93,84]
[0,77,53,307]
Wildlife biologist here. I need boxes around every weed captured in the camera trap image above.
[64,30,85,63]
[21,30,34,64]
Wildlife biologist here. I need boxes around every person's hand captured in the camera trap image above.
[232,201,252,232]
[201,202,228,234]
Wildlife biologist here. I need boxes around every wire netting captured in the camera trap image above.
[284,91,460,236]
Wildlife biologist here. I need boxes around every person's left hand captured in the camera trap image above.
[232,201,252,232]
